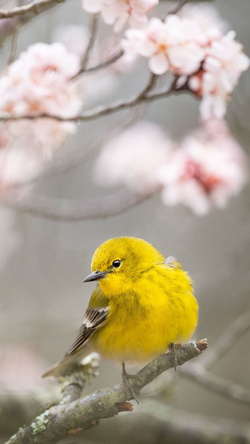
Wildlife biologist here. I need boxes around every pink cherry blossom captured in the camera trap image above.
[83,0,158,33]
[157,119,248,215]
[123,15,205,75]
[0,43,82,120]
[189,31,249,119]
[0,43,84,190]
[93,121,172,192]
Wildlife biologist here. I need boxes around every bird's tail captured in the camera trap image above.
[41,342,95,378]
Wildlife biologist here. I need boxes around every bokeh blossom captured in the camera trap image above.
[0,208,20,272]
[94,119,247,215]
[0,43,83,190]
[0,121,68,191]
[82,0,158,33]
[0,345,47,390]
[179,3,228,39]
[157,119,248,215]
[93,121,172,192]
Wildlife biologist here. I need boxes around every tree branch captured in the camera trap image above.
[177,312,250,406]
[0,0,65,19]
[6,339,208,444]
[178,363,250,406]
[82,50,124,75]
[79,14,99,73]
[1,188,156,222]
[167,0,190,15]
[200,311,250,370]
[0,81,190,123]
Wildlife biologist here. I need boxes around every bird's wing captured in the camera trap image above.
[64,306,110,357]
[42,305,109,378]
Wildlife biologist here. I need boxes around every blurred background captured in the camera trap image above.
[0,0,250,442]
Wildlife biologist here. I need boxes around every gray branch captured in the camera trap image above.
[1,188,155,222]
[0,0,65,19]
[6,339,208,444]
[0,80,190,123]
[201,311,250,370]
[178,364,250,406]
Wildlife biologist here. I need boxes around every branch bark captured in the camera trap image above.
[0,0,65,19]
[6,339,208,444]
[0,81,190,123]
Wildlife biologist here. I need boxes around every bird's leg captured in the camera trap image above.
[122,362,140,404]
[169,342,178,371]
[169,343,185,370]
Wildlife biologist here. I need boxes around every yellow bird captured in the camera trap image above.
[42,237,198,378]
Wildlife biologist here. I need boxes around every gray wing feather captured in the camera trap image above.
[64,306,109,357]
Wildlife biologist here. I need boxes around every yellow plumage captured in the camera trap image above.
[42,237,198,377]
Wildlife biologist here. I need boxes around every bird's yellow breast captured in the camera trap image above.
[91,264,198,363]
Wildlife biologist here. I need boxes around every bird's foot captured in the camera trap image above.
[169,343,185,370]
[122,363,140,404]
[169,342,179,371]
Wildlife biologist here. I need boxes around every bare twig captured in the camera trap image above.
[201,312,250,370]
[7,22,19,64]
[177,312,250,406]
[0,0,65,19]
[83,50,124,74]
[138,73,158,98]
[78,14,99,75]
[167,0,190,15]
[179,363,250,406]
[6,339,208,444]
[1,188,157,222]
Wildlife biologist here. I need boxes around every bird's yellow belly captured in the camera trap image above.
[91,292,198,363]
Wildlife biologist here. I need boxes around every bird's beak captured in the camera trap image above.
[83,270,108,282]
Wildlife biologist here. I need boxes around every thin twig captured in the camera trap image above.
[0,0,65,19]
[201,312,250,370]
[167,0,190,15]
[78,14,99,75]
[83,50,124,75]
[138,73,158,98]
[179,363,250,406]
[7,23,19,64]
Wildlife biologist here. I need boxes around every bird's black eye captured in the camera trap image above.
[112,260,121,268]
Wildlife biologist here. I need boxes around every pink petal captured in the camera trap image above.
[149,53,169,75]
[82,0,102,13]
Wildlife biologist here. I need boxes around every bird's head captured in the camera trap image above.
[83,237,165,296]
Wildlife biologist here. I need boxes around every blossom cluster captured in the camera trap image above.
[0,43,83,190]
[94,119,247,215]
[82,0,158,33]
[122,5,249,118]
